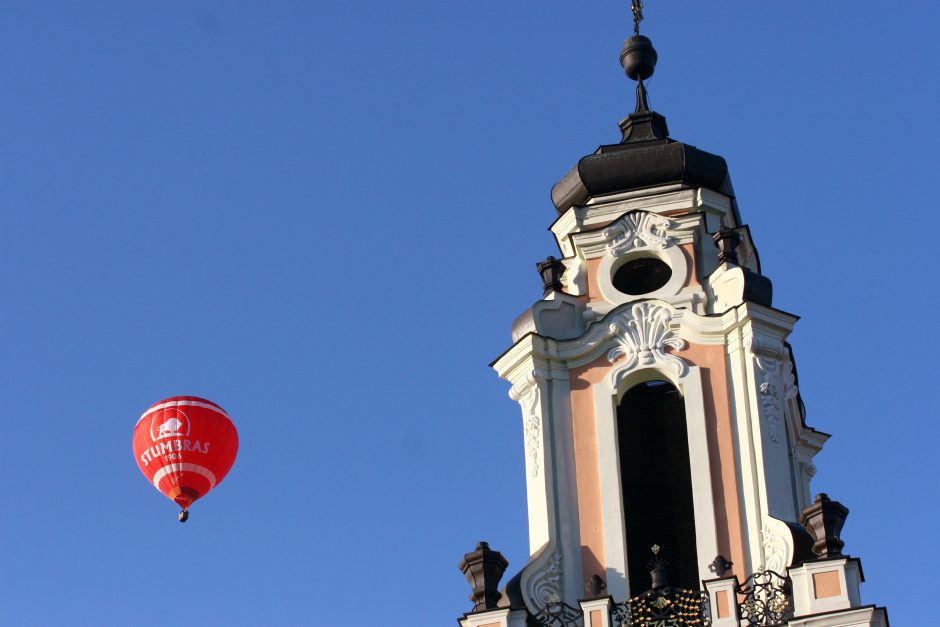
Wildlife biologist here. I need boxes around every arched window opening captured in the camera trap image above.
[618,379,700,592]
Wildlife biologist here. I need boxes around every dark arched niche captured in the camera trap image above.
[618,379,700,592]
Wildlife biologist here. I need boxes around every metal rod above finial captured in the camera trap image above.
[631,0,644,36]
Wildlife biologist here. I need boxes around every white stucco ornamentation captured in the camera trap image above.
[607,302,688,382]
[529,551,563,606]
[760,524,791,575]
[603,212,673,256]
[747,337,787,446]
[509,370,543,478]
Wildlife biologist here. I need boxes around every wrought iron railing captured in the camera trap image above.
[612,586,711,627]
[735,570,792,626]
[532,586,710,627]
[530,571,794,627]
[532,602,584,627]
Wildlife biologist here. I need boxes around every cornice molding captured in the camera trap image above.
[569,210,699,261]
[493,301,801,386]
[495,301,717,378]
[550,184,734,255]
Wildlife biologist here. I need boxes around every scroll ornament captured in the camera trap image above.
[608,302,688,383]
[603,212,674,257]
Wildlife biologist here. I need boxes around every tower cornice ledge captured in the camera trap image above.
[493,299,801,382]
[550,184,735,255]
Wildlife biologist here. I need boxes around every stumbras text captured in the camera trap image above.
[139,439,211,466]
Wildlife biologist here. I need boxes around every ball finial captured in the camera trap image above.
[620,35,657,82]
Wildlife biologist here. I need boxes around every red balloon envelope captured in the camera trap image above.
[133,396,238,516]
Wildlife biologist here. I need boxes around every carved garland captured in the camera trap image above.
[608,302,688,386]
[603,212,674,257]
[509,370,543,478]
[746,337,788,446]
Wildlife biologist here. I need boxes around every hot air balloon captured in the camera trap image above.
[133,396,238,522]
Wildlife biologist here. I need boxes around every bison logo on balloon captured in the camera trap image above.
[150,408,191,442]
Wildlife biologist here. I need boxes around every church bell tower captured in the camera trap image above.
[458,5,889,627]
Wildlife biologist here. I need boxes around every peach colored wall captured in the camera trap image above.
[715,589,730,618]
[586,258,602,303]
[589,610,602,626]
[680,341,746,584]
[813,571,842,599]
[568,354,610,585]
[566,342,746,588]
[679,242,700,288]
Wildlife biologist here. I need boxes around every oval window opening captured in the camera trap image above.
[612,257,672,295]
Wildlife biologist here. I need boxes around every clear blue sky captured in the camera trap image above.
[2,2,937,625]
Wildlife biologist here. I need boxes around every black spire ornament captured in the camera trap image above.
[631,0,644,36]
[622,0,655,113]
[619,1,669,142]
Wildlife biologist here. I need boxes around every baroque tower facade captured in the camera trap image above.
[458,14,888,627]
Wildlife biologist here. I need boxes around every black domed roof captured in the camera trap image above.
[550,111,731,213]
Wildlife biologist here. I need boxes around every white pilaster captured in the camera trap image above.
[580,597,613,627]
[704,577,740,627]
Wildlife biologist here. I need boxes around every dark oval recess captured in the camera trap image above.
[612,257,672,295]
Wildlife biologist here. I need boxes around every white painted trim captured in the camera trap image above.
[504,360,584,610]
[459,607,510,627]
[786,606,888,627]
[789,557,865,618]
[703,577,739,627]
[551,184,732,255]
[507,368,552,554]
[579,597,613,627]
[561,185,731,235]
